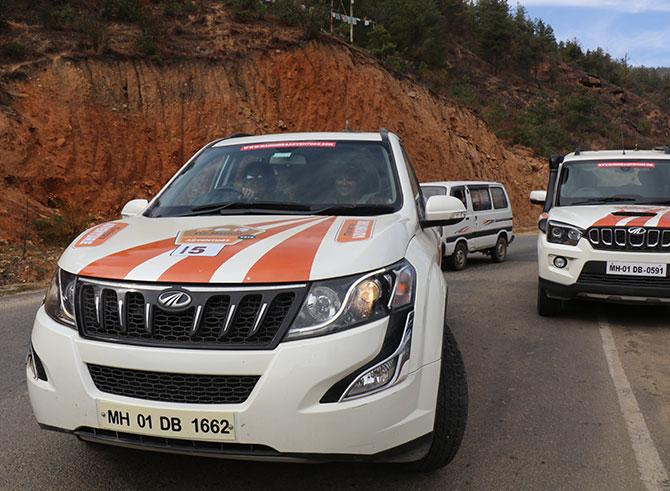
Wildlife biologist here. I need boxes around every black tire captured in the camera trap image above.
[491,235,508,263]
[537,283,562,317]
[404,323,468,472]
[446,242,468,271]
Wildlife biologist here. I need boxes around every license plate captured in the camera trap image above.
[606,261,667,277]
[97,401,236,441]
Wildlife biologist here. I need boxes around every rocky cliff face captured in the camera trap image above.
[0,36,545,242]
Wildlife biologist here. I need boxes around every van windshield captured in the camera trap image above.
[146,141,401,217]
[556,160,670,206]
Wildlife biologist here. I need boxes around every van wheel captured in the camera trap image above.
[446,243,467,271]
[403,322,468,472]
[491,236,508,263]
[537,283,562,316]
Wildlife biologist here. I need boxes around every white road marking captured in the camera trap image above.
[598,316,669,491]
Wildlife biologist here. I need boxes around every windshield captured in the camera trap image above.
[146,141,401,217]
[556,160,670,206]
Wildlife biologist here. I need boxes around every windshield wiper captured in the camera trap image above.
[177,202,313,217]
[569,197,637,206]
[309,204,395,215]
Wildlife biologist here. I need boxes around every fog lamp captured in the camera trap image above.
[553,256,567,269]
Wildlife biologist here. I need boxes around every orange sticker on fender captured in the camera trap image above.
[175,226,265,245]
[336,219,374,242]
[75,222,128,247]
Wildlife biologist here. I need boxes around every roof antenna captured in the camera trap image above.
[344,119,350,131]
[634,126,639,151]
[620,124,626,155]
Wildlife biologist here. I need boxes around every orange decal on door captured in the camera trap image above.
[336,219,374,242]
[75,222,128,247]
[243,217,337,283]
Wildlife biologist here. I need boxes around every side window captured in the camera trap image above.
[421,186,447,199]
[450,186,467,206]
[490,187,508,209]
[400,145,425,220]
[470,188,492,211]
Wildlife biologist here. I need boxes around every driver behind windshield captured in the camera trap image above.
[240,161,276,201]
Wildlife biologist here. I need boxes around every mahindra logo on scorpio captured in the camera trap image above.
[628,227,646,235]
[157,290,192,310]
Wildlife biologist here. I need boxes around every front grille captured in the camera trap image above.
[88,364,259,404]
[76,279,306,349]
[588,226,670,252]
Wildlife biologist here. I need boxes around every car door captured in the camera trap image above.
[467,185,496,250]
[490,185,513,239]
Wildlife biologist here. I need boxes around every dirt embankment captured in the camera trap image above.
[0,41,545,244]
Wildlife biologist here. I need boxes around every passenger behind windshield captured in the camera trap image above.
[147,141,400,217]
[556,161,670,206]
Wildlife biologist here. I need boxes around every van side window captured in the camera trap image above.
[422,186,447,199]
[450,186,467,206]
[470,188,492,211]
[490,187,508,209]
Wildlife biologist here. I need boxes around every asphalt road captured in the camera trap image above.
[1,234,669,490]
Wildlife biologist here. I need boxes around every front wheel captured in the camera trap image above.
[403,323,468,472]
[537,283,562,316]
[491,235,508,263]
[446,242,468,271]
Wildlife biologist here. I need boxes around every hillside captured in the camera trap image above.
[0,3,545,252]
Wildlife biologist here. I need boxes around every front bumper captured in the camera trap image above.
[27,307,439,460]
[538,234,670,302]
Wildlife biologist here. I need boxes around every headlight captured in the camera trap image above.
[547,221,584,246]
[44,268,77,328]
[286,260,416,340]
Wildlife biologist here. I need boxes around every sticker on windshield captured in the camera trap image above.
[175,226,265,245]
[75,222,128,247]
[597,162,656,168]
[241,142,337,151]
[336,219,374,242]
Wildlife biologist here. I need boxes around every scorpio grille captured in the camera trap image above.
[88,364,259,404]
[588,227,670,252]
[77,280,306,349]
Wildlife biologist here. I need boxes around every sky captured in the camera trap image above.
[518,0,670,67]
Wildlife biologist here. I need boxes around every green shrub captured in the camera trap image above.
[102,0,144,22]
[38,1,77,29]
[227,0,267,22]
[33,207,94,247]
[1,41,27,59]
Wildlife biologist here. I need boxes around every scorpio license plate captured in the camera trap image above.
[97,401,236,441]
[606,261,666,277]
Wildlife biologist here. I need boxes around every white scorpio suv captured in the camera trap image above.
[27,130,469,471]
[531,149,670,316]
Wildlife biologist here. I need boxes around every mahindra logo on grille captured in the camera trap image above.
[628,227,646,235]
[157,290,192,310]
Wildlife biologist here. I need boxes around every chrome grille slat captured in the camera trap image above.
[76,280,303,350]
[587,226,670,252]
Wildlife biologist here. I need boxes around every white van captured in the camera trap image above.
[421,181,514,270]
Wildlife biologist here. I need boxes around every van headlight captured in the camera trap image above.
[286,260,416,340]
[44,268,77,328]
[547,221,584,246]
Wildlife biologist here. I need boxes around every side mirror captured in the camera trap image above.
[530,190,547,206]
[121,199,149,218]
[421,195,466,227]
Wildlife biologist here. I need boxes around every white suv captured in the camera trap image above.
[532,149,670,316]
[27,131,468,471]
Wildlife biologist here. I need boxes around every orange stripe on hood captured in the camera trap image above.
[243,217,337,283]
[79,238,176,279]
[657,210,670,228]
[78,217,309,280]
[592,210,626,227]
[157,217,321,283]
[625,209,661,227]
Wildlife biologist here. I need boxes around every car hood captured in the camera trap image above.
[548,204,670,229]
[60,214,412,284]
